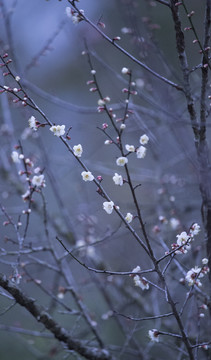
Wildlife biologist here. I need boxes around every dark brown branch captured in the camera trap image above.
[0,274,114,360]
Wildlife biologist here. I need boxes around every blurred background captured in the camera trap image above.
[0,0,210,359]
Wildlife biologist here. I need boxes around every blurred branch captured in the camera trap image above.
[68,1,183,91]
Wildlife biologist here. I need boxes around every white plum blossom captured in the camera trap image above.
[32,174,45,187]
[176,231,189,246]
[98,99,106,106]
[125,212,133,224]
[121,67,129,74]
[170,217,180,230]
[34,167,41,174]
[148,329,160,342]
[11,151,20,163]
[81,171,94,182]
[189,223,200,236]
[136,146,147,159]
[170,231,192,254]
[50,125,65,137]
[28,116,37,131]
[66,7,84,24]
[134,276,149,290]
[185,266,203,287]
[73,144,83,157]
[120,124,126,130]
[140,134,149,145]
[202,258,208,265]
[131,266,149,290]
[116,156,128,166]
[65,7,72,17]
[125,144,135,152]
[174,231,191,254]
[132,265,141,274]
[21,189,31,201]
[112,173,123,186]
[103,201,114,214]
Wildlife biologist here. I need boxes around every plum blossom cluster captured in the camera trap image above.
[50,125,65,137]
[112,134,149,176]
[11,148,46,203]
[169,223,200,255]
[124,133,149,161]
[130,266,149,290]
[65,7,84,24]
[185,258,209,287]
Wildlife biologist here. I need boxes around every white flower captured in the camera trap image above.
[120,124,126,130]
[190,223,200,236]
[73,144,83,157]
[125,144,135,152]
[28,116,37,131]
[112,173,123,186]
[98,99,106,106]
[176,231,189,246]
[185,266,203,287]
[65,7,72,17]
[134,275,149,290]
[202,258,208,265]
[103,201,114,214]
[22,189,31,201]
[66,7,84,24]
[132,265,141,273]
[170,217,180,230]
[148,329,160,342]
[104,140,112,145]
[121,67,129,74]
[50,125,65,137]
[15,76,20,82]
[121,27,132,34]
[32,174,45,187]
[81,171,94,182]
[174,231,191,254]
[116,156,128,166]
[136,146,147,159]
[125,212,133,224]
[11,151,20,163]
[140,134,149,145]
[34,167,41,174]
[131,266,149,290]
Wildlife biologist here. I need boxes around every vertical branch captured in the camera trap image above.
[170,1,199,140]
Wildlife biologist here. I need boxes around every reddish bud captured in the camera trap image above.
[98,21,106,29]
[97,175,103,182]
[102,123,108,129]
[187,11,195,17]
